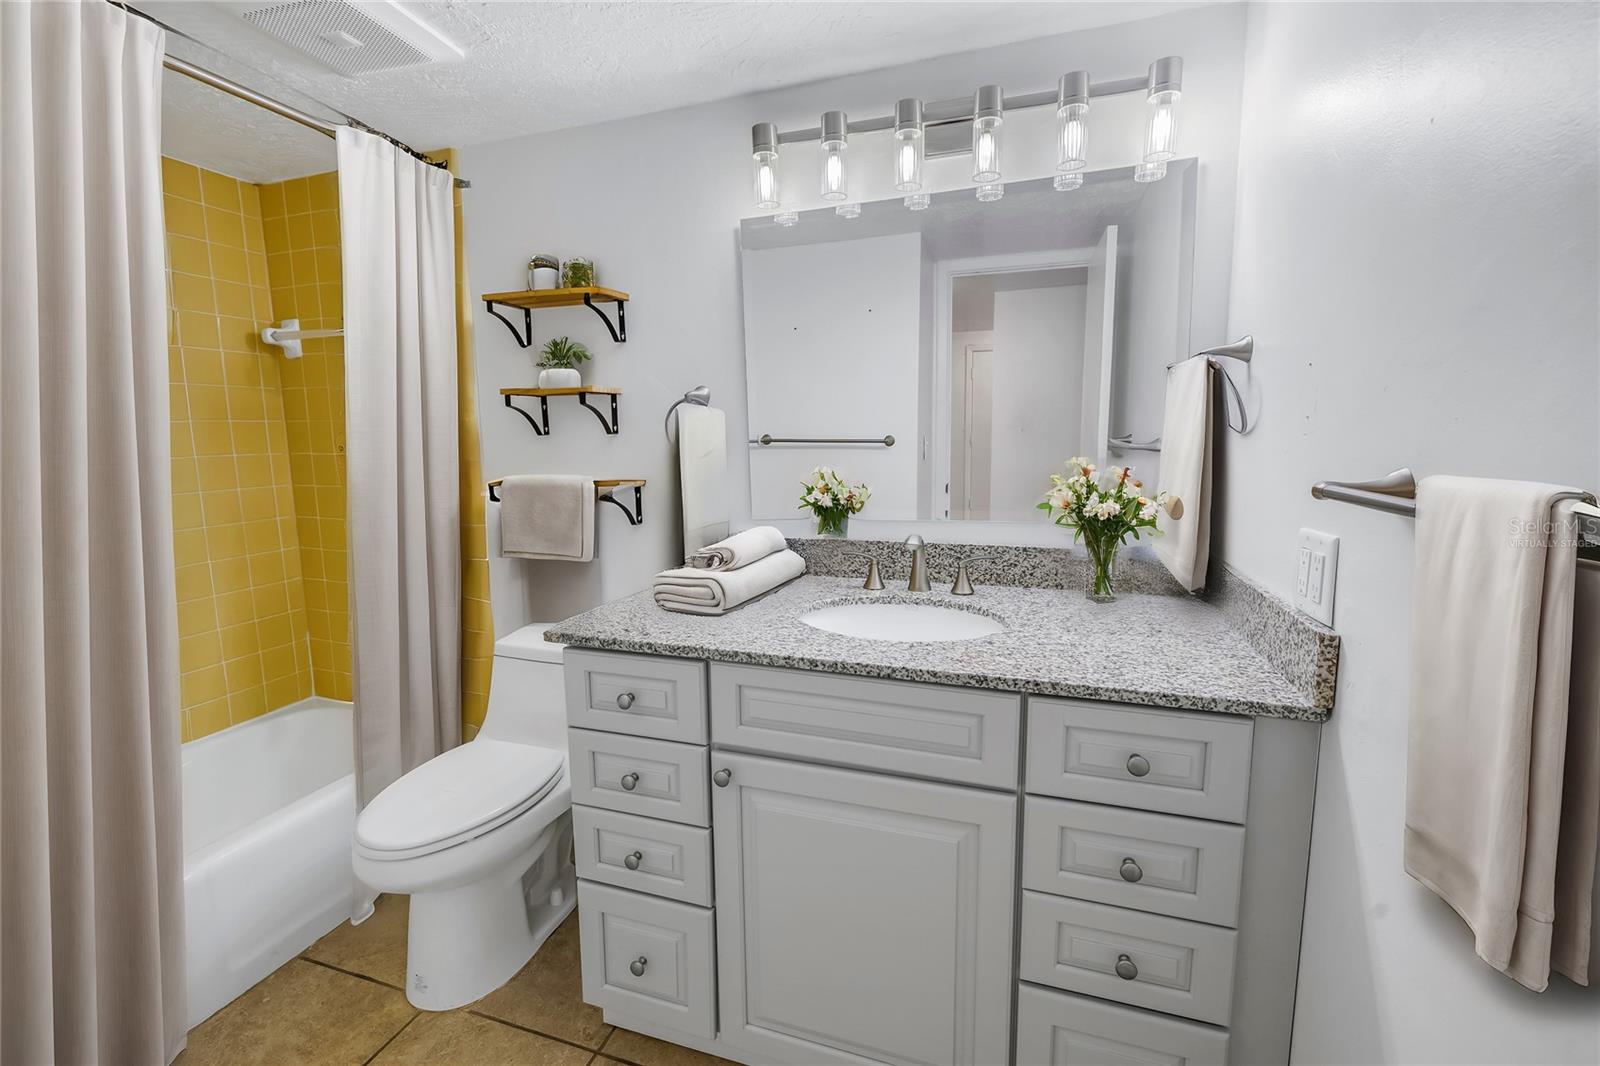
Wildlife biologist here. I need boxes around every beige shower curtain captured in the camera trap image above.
[338,128,463,805]
[0,2,187,1063]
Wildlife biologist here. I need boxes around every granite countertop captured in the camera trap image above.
[545,575,1332,722]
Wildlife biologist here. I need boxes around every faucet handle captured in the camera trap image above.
[839,551,885,591]
[950,554,1001,596]
[903,534,925,550]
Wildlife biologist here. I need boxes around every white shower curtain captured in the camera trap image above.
[0,2,186,1063]
[338,129,463,806]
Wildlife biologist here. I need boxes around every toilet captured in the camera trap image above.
[352,623,574,1011]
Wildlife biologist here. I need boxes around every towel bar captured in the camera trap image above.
[487,478,645,525]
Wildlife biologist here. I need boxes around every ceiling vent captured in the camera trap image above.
[239,0,463,77]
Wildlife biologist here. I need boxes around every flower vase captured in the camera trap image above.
[1084,535,1119,603]
[538,367,582,389]
[816,512,849,538]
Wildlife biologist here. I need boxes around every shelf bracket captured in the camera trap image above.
[578,392,620,434]
[486,302,535,348]
[583,293,627,343]
[600,484,644,525]
[504,394,549,435]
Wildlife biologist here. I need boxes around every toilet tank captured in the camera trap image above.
[478,623,567,752]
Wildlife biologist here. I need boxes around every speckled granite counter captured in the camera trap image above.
[546,573,1337,723]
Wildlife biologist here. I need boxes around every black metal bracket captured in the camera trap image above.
[486,302,535,348]
[503,394,549,435]
[583,294,626,343]
[600,485,644,525]
[578,392,620,434]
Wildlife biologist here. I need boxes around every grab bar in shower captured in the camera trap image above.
[749,434,896,447]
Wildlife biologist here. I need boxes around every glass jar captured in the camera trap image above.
[562,257,595,289]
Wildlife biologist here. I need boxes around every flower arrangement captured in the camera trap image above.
[1038,458,1171,602]
[798,466,870,537]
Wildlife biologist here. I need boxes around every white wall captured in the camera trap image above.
[990,285,1087,520]
[1221,3,1600,1062]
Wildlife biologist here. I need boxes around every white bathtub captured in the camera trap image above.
[181,696,360,1028]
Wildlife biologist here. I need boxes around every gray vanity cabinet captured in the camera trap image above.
[710,749,1017,1066]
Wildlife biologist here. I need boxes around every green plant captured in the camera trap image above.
[538,336,592,370]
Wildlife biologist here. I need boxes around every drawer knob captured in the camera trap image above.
[713,768,732,788]
[1119,858,1144,883]
[629,956,648,977]
[1115,954,1139,981]
[620,772,640,791]
[623,850,643,870]
[1125,753,1151,778]
[617,691,636,710]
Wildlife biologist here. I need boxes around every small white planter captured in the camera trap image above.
[537,367,582,389]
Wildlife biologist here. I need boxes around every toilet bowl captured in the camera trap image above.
[352,624,574,1011]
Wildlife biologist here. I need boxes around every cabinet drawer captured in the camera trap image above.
[1023,797,1245,927]
[565,650,708,743]
[1026,699,1253,823]
[1020,892,1237,1026]
[710,662,1021,789]
[1016,983,1228,1066]
[569,729,709,827]
[577,881,715,1039]
[574,806,712,906]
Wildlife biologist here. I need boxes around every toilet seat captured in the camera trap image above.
[356,739,564,861]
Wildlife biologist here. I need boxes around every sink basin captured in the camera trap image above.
[800,601,1007,642]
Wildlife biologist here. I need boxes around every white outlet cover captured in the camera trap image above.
[1294,528,1339,627]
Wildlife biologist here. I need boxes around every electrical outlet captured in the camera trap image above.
[1294,529,1339,626]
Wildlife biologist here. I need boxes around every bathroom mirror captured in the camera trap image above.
[739,158,1197,522]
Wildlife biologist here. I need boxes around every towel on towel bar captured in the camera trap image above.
[654,549,805,615]
[1154,357,1212,591]
[496,475,595,562]
[1405,476,1599,990]
[686,526,788,571]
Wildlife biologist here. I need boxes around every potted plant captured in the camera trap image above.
[537,336,591,388]
[799,466,870,537]
[1038,458,1174,602]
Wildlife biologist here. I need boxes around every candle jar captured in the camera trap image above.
[562,257,595,289]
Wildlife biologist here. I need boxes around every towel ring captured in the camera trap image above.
[664,385,712,443]
[1170,336,1253,434]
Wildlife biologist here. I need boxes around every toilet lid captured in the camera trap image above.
[356,739,565,855]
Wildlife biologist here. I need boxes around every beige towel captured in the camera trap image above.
[687,526,787,571]
[1154,358,1211,591]
[654,549,805,615]
[496,475,595,562]
[1553,563,1600,985]
[1405,477,1586,990]
[678,404,730,555]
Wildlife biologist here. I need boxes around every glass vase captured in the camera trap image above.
[816,511,849,538]
[1083,534,1119,603]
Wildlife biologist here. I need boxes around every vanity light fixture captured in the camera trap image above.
[1054,71,1089,192]
[1143,56,1182,163]
[820,110,849,202]
[894,98,925,195]
[971,85,1003,187]
[751,122,781,210]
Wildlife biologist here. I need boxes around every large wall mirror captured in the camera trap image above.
[740,158,1197,523]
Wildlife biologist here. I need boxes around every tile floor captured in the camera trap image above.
[176,896,734,1066]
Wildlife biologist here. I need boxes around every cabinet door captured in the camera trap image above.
[712,751,1015,1066]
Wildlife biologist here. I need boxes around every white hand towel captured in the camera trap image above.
[687,526,788,571]
[1154,358,1212,591]
[653,549,805,615]
[678,404,730,555]
[1405,477,1584,990]
[497,475,595,562]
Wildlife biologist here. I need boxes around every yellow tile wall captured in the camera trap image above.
[258,171,352,700]
[164,158,313,741]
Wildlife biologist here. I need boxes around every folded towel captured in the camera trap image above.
[687,526,788,571]
[1405,477,1585,990]
[497,475,595,562]
[678,404,730,555]
[654,549,805,615]
[1154,358,1212,591]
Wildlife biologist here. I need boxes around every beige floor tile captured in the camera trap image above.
[368,1010,592,1066]
[600,1028,738,1066]
[303,893,410,990]
[176,958,415,1066]
[471,912,612,1050]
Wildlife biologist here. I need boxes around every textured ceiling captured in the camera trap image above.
[140,1,1203,182]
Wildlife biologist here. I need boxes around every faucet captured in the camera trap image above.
[903,535,930,592]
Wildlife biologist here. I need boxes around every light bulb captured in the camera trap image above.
[774,210,799,227]
[1134,160,1166,183]
[976,183,1003,202]
[751,123,780,210]
[819,111,848,202]
[1143,58,1182,163]
[836,203,860,219]
[971,85,1003,184]
[904,193,930,211]
[893,98,924,193]
[1056,72,1089,178]
[1054,172,1083,192]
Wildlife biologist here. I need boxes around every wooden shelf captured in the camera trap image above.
[487,478,646,525]
[499,386,621,436]
[482,287,628,345]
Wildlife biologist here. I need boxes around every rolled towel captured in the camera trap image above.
[655,549,805,615]
[686,525,788,570]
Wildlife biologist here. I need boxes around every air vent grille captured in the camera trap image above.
[240,0,462,77]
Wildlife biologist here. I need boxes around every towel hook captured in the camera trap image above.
[664,385,712,443]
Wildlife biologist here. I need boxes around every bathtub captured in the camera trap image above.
[182,696,360,1028]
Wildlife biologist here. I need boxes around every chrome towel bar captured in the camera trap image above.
[749,434,895,447]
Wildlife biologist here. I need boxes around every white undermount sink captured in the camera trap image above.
[800,601,1008,642]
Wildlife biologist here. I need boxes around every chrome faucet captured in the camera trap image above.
[903,535,930,592]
